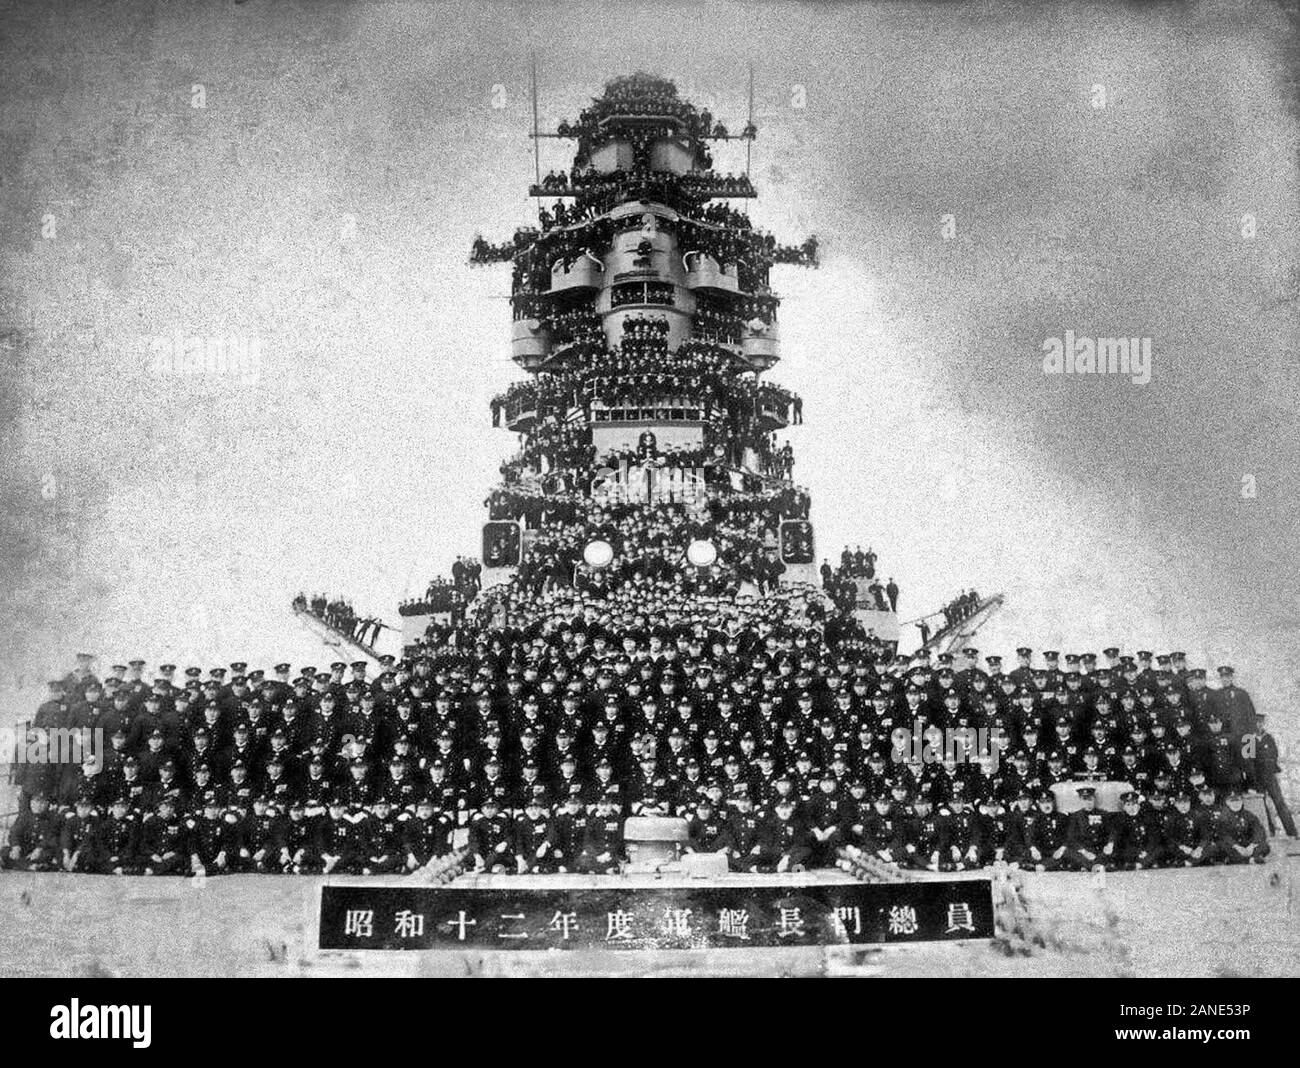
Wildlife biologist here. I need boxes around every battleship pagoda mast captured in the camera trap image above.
[403,73,900,647]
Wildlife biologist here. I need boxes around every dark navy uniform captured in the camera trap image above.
[685,803,735,855]
[759,801,812,872]
[1064,789,1111,870]
[1105,792,1162,869]
[59,804,100,873]
[3,799,60,871]
[513,804,558,873]
[362,804,405,874]
[403,803,454,869]
[576,801,624,873]
[859,799,903,862]
[1216,796,1268,863]
[940,799,982,870]
[1023,795,1069,870]
[138,803,190,875]
[93,803,140,874]
[281,805,322,873]
[469,803,515,872]
[727,801,765,872]
[320,804,371,874]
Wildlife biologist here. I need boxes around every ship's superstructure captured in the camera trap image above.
[408,73,899,647]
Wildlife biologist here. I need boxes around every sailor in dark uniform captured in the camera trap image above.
[1134,650,1156,687]
[576,793,624,873]
[1008,647,1035,688]
[1106,790,1161,869]
[1209,666,1256,743]
[1064,786,1111,870]
[123,660,151,710]
[62,652,100,702]
[760,795,812,873]
[1217,789,1269,864]
[1023,789,1069,871]
[1162,791,1200,866]
[857,790,903,863]
[3,793,59,871]
[940,789,982,871]
[685,797,735,858]
[955,648,986,693]
[1192,783,1230,863]
[1041,650,1061,689]
[983,655,1003,684]
[399,795,449,871]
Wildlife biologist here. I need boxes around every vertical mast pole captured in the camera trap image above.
[745,62,754,219]
[745,61,754,177]
[531,55,542,222]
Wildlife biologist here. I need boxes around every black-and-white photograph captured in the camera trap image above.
[1,0,1297,1010]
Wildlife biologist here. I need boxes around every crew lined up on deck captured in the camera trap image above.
[499,406,793,488]
[8,642,1290,875]
[488,353,800,428]
[818,547,900,615]
[396,558,483,619]
[506,500,784,597]
[487,468,809,531]
[291,595,385,648]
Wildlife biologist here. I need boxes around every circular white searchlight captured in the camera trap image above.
[583,539,615,569]
[686,539,718,567]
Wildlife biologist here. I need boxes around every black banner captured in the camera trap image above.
[317,879,995,951]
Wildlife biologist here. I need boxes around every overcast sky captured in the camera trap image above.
[1,0,1297,761]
